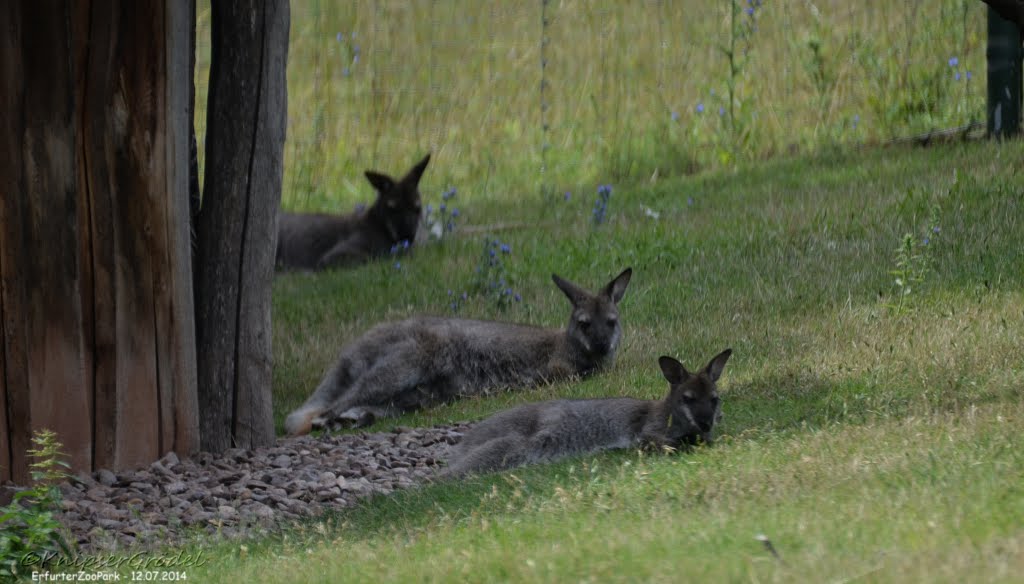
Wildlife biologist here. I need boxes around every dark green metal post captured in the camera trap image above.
[987,6,1023,137]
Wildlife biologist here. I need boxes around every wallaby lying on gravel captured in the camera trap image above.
[284,268,633,435]
[276,154,430,271]
[442,348,732,477]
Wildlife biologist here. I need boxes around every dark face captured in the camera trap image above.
[658,349,731,445]
[369,185,422,243]
[668,376,721,437]
[553,268,632,361]
[567,297,621,357]
[365,154,430,245]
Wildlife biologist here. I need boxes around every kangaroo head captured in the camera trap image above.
[365,153,431,244]
[553,268,632,362]
[659,348,732,445]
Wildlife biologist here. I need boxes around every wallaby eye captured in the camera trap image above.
[606,317,618,327]
[577,318,591,330]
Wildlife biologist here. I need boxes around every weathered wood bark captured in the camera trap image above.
[0,1,199,483]
[195,0,289,452]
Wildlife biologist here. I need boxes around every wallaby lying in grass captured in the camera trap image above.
[276,154,430,271]
[284,268,633,435]
[442,348,732,477]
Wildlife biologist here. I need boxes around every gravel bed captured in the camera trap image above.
[44,423,470,553]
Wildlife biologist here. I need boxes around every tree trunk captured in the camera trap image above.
[987,5,1023,137]
[0,1,199,483]
[195,0,289,452]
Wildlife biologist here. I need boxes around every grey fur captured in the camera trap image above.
[442,348,732,478]
[276,154,430,271]
[284,268,634,436]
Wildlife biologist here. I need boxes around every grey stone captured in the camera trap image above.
[96,469,117,486]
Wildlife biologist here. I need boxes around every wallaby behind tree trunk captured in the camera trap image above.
[276,154,430,271]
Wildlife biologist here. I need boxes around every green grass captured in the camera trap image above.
[195,1,988,212]
[155,140,1024,583]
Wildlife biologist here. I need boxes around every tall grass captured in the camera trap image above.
[194,1,987,212]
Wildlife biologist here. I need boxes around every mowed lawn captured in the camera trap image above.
[160,140,1024,583]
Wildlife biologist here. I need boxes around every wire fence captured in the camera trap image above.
[194,1,988,210]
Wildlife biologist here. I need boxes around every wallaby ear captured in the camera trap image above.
[602,267,633,304]
[402,153,431,186]
[703,348,733,382]
[658,355,690,385]
[552,274,588,306]
[365,170,395,194]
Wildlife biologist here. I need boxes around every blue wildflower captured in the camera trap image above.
[948,56,959,67]
[933,226,940,233]
[954,71,961,81]
[514,293,522,302]
[488,249,496,258]
[336,32,343,42]
[394,261,402,269]
[564,191,572,201]
[966,71,972,81]
[719,106,726,116]
[440,203,446,212]
[402,239,410,249]
[687,197,694,206]
[745,6,754,15]
[500,243,511,254]
[451,208,460,218]
[671,110,680,122]
[343,67,351,77]
[696,102,705,114]
[923,237,930,246]
[426,204,433,213]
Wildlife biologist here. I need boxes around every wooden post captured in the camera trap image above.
[194,0,289,452]
[986,4,1023,137]
[0,1,199,483]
